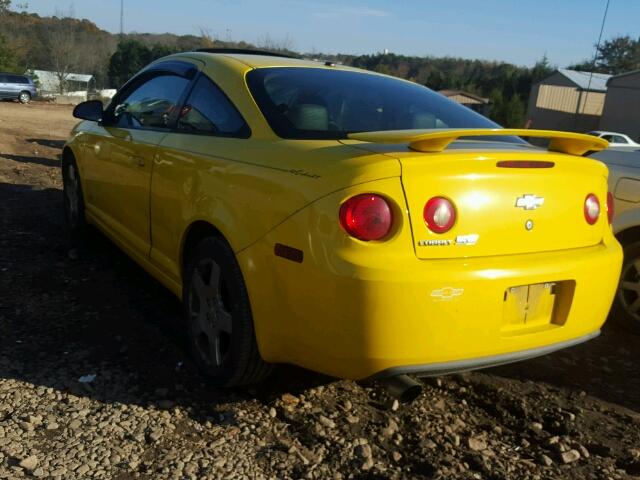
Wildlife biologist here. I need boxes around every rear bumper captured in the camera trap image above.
[368,330,600,380]
[241,234,621,380]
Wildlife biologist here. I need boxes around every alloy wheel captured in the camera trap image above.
[188,258,233,367]
[618,258,640,324]
[65,164,80,226]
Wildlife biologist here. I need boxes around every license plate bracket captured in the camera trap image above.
[502,282,557,332]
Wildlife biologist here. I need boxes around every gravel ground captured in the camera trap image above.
[0,101,639,479]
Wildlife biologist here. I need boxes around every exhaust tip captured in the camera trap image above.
[380,375,423,404]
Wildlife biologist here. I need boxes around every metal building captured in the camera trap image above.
[599,70,640,142]
[438,90,490,115]
[525,69,611,132]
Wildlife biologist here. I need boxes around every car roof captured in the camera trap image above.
[187,49,362,72]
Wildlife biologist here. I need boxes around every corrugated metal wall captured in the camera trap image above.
[536,85,605,115]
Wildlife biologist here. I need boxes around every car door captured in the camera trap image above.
[150,73,251,283]
[85,71,193,260]
[5,75,20,99]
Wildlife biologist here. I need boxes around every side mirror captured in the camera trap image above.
[73,100,104,122]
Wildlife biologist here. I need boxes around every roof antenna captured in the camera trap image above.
[580,0,610,118]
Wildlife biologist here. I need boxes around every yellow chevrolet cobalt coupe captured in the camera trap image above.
[64,49,622,392]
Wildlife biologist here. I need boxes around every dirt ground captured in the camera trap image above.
[0,101,639,479]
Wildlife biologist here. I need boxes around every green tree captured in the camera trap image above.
[0,33,17,72]
[570,35,640,74]
[108,40,152,88]
[0,0,10,15]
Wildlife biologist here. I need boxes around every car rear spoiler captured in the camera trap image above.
[347,129,609,156]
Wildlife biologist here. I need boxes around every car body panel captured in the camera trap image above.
[591,149,640,235]
[64,51,623,380]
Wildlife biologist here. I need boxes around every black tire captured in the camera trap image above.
[61,152,87,242]
[183,236,273,386]
[612,240,640,334]
[18,91,31,104]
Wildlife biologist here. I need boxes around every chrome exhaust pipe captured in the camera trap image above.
[381,375,423,404]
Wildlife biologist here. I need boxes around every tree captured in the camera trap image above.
[0,33,17,72]
[569,35,640,75]
[0,0,10,15]
[108,39,151,88]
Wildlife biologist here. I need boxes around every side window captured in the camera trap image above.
[113,74,190,129]
[6,75,19,84]
[18,76,29,84]
[613,135,628,144]
[0,75,7,83]
[601,135,613,142]
[176,75,249,137]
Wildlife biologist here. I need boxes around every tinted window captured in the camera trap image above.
[612,135,628,144]
[18,76,29,84]
[6,75,20,84]
[113,74,190,129]
[247,67,510,141]
[0,75,7,83]
[601,135,614,142]
[177,75,249,137]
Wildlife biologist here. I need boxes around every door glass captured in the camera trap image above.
[113,74,190,129]
[6,75,19,84]
[176,75,249,136]
[613,135,628,144]
[0,75,7,83]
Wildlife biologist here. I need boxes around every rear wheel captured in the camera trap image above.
[183,236,272,386]
[18,91,31,104]
[612,241,640,334]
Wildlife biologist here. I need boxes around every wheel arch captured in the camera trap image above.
[180,220,230,280]
[616,225,640,247]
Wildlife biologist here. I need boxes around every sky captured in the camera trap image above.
[22,0,640,67]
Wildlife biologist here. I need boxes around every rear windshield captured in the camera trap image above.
[246,67,514,141]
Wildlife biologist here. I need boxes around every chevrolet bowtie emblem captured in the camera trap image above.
[515,194,544,210]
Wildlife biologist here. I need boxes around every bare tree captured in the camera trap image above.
[256,33,295,52]
[47,8,81,93]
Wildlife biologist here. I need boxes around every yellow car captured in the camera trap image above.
[64,49,622,392]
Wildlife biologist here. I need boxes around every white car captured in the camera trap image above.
[588,130,640,149]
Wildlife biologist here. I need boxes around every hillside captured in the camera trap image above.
[0,9,553,126]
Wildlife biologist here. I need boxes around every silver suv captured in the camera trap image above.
[0,73,37,103]
[592,149,640,333]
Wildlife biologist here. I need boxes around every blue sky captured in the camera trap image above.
[23,0,640,67]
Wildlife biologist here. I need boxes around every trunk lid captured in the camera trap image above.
[398,150,609,259]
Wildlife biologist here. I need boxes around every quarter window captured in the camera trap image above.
[113,74,190,129]
[177,75,249,137]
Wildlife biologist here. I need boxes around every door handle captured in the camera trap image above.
[129,156,145,167]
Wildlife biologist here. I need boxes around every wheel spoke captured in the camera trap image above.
[215,308,233,334]
[207,261,221,293]
[621,281,640,294]
[212,335,223,366]
[628,296,640,313]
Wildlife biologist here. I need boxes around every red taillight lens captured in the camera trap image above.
[584,193,600,225]
[339,194,392,241]
[607,191,614,225]
[424,197,456,233]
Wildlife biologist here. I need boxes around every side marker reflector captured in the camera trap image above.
[274,243,303,263]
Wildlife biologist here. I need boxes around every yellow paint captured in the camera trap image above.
[65,52,622,380]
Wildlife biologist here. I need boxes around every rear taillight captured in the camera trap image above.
[584,194,600,225]
[339,194,392,241]
[607,191,614,225]
[424,197,456,233]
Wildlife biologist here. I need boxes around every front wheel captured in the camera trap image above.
[18,91,31,104]
[183,236,273,386]
[612,241,640,334]
[61,153,87,241]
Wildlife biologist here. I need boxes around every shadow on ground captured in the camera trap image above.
[0,180,637,420]
[0,181,331,423]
